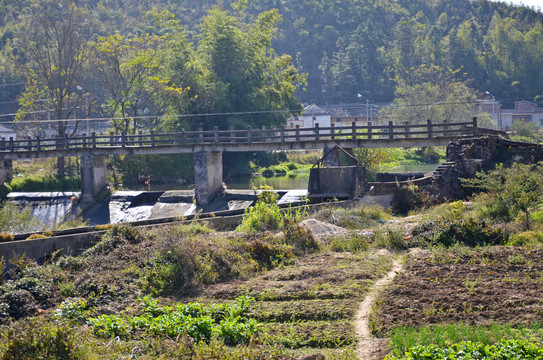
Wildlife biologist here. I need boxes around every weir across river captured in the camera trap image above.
[0,118,500,204]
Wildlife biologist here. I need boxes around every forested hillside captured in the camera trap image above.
[0,0,542,123]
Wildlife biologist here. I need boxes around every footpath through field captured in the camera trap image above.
[356,255,404,359]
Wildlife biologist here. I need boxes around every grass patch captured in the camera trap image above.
[314,204,390,230]
[10,175,80,192]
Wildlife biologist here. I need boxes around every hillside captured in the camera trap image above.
[0,0,542,118]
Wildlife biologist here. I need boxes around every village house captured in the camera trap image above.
[0,124,16,141]
[287,103,383,135]
[481,100,543,130]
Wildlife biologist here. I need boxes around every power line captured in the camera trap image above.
[0,109,299,125]
[0,82,24,88]
[0,96,536,125]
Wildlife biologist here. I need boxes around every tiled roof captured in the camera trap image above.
[0,124,14,133]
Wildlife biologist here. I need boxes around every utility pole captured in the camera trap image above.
[357,93,371,123]
[486,91,498,129]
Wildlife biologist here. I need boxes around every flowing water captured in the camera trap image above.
[6,164,439,232]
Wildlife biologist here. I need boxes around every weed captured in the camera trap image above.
[25,233,46,240]
[508,254,526,264]
[0,319,81,359]
[174,221,213,238]
[95,224,113,231]
[0,202,41,234]
[464,275,482,294]
[53,298,88,321]
[0,233,13,242]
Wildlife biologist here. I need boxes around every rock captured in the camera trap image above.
[299,354,325,360]
[375,248,392,258]
[298,218,348,241]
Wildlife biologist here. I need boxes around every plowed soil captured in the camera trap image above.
[372,246,543,335]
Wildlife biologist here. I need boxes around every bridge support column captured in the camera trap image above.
[194,151,223,205]
[80,154,107,202]
[0,160,13,185]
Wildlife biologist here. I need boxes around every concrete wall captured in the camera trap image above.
[194,151,223,205]
[308,166,367,198]
[0,231,104,269]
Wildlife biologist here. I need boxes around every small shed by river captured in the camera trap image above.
[307,145,368,201]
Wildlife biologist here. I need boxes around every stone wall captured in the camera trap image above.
[436,136,543,199]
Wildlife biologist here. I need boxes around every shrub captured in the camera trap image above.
[0,202,41,234]
[466,163,543,228]
[83,224,143,258]
[244,238,294,269]
[392,184,422,215]
[507,231,543,246]
[285,162,298,171]
[283,222,320,255]
[412,218,508,248]
[420,147,441,163]
[0,183,11,199]
[143,234,262,296]
[237,190,283,233]
[374,229,406,250]
[269,164,288,175]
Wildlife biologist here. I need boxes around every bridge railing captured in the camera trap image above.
[0,118,478,153]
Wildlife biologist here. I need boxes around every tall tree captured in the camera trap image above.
[379,69,494,128]
[196,1,305,130]
[15,0,94,176]
[93,31,176,134]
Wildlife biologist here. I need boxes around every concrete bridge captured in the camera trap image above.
[0,118,493,204]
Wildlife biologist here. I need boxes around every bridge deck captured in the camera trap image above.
[0,120,482,160]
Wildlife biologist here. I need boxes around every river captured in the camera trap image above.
[6,163,439,233]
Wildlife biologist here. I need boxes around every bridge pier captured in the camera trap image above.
[0,160,13,185]
[194,151,223,205]
[80,154,107,202]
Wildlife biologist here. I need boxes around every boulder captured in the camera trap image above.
[298,219,348,241]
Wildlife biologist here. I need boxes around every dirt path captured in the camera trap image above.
[355,256,404,360]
